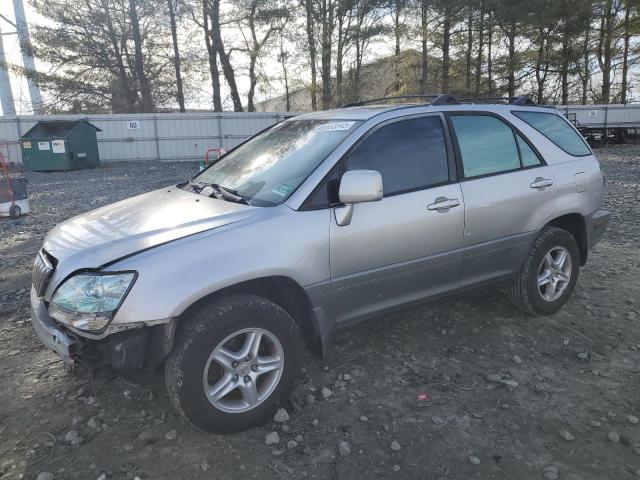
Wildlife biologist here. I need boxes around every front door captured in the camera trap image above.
[328,114,465,325]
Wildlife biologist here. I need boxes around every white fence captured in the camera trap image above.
[0,112,300,164]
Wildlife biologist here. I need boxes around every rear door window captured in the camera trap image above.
[449,115,521,178]
[512,111,591,156]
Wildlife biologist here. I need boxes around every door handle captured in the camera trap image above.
[427,197,460,211]
[530,177,554,190]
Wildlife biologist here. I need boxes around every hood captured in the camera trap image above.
[44,186,255,275]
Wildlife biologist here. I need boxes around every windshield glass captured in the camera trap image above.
[193,119,361,206]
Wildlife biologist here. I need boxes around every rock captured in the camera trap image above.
[390,440,401,451]
[287,440,298,449]
[431,416,444,425]
[338,441,351,456]
[309,448,335,464]
[577,351,590,362]
[512,355,523,364]
[559,429,575,441]
[342,373,352,381]
[137,430,155,444]
[469,456,481,465]
[295,434,303,442]
[486,373,502,382]
[164,429,177,440]
[87,417,99,429]
[542,465,559,480]
[265,431,280,445]
[311,418,319,426]
[608,431,620,443]
[64,431,79,443]
[590,420,601,427]
[36,473,54,480]
[359,415,368,422]
[321,387,333,399]
[392,464,401,472]
[306,393,316,405]
[281,424,290,433]
[201,459,210,471]
[70,436,83,446]
[274,408,290,423]
[628,415,639,425]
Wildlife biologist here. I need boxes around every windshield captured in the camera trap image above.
[193,119,361,206]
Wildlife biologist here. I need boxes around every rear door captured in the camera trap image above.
[328,114,465,325]
[446,113,557,287]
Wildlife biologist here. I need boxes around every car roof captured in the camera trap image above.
[293,102,559,122]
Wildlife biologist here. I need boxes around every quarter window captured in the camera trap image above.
[345,116,449,196]
[450,115,520,178]
[517,134,542,167]
[513,111,591,156]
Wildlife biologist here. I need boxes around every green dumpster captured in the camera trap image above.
[20,120,101,171]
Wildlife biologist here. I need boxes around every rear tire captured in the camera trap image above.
[509,227,580,316]
[9,204,21,219]
[164,294,303,433]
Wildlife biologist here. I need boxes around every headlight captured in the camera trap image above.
[49,272,136,331]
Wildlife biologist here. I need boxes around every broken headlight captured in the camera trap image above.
[49,272,136,331]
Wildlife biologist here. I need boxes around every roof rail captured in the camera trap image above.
[460,96,538,106]
[340,94,459,108]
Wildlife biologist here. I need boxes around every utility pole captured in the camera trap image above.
[0,22,17,115]
[12,0,43,114]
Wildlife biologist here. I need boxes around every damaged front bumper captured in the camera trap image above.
[31,287,80,364]
[30,288,175,374]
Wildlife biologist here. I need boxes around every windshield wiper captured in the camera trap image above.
[190,180,250,205]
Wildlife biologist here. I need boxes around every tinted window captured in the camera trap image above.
[346,116,448,196]
[517,134,542,167]
[513,111,591,156]
[450,115,520,178]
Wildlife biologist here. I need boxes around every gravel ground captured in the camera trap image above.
[1,146,639,480]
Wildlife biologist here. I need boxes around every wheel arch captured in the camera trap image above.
[545,213,588,265]
[175,276,327,358]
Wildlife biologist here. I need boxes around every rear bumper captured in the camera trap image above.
[586,208,610,248]
[31,288,81,364]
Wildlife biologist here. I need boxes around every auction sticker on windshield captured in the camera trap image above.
[313,121,355,132]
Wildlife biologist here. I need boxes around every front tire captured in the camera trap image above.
[165,294,303,433]
[509,227,580,316]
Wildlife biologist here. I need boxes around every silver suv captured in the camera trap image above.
[31,96,609,433]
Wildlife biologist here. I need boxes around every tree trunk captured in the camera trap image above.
[535,28,545,103]
[168,0,185,112]
[621,2,631,103]
[279,35,290,111]
[128,0,154,112]
[487,19,493,95]
[442,6,451,92]
[466,2,473,92]
[420,0,428,94]
[507,19,516,98]
[304,0,318,110]
[475,2,484,95]
[320,0,333,109]
[210,0,243,111]
[202,0,222,111]
[597,0,614,103]
[582,27,590,105]
[561,22,569,105]
[336,8,344,105]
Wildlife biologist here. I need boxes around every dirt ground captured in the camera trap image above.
[1,146,639,480]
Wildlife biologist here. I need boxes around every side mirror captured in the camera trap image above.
[338,170,383,204]
[335,170,383,226]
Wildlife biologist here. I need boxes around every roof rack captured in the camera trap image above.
[460,96,537,106]
[340,94,459,108]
